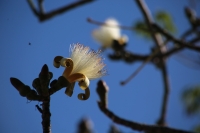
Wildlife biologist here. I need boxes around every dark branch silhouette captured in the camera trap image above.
[10,64,70,133]
[27,0,94,22]
[98,102,194,133]
[157,64,170,125]
[135,0,170,126]
[121,47,161,85]
[10,0,200,133]
[87,17,149,32]
[152,24,200,52]
[96,80,194,133]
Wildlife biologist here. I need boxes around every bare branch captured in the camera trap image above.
[135,0,164,51]
[27,0,40,16]
[157,64,170,126]
[36,105,43,114]
[27,0,94,22]
[37,0,45,14]
[42,98,51,133]
[97,102,194,133]
[135,0,170,126]
[87,17,148,32]
[109,50,150,63]
[181,28,194,40]
[189,36,200,43]
[121,47,160,85]
[153,23,200,52]
[162,37,200,58]
[39,65,51,133]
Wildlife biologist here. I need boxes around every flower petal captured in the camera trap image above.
[62,58,74,78]
[78,76,89,90]
[67,73,90,90]
[78,87,90,100]
[53,56,63,68]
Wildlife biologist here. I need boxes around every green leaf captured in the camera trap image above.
[182,86,200,115]
[133,20,151,40]
[154,10,177,34]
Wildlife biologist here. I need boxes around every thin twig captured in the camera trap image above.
[135,0,164,51]
[42,0,94,21]
[87,17,149,32]
[121,47,160,85]
[162,46,183,58]
[36,105,43,114]
[153,23,200,52]
[135,0,169,126]
[157,64,170,126]
[27,0,39,16]
[98,102,194,133]
[87,18,132,30]
[38,0,44,14]
[189,36,200,43]
[109,50,150,63]
[180,28,194,40]
[174,52,200,69]
[27,0,94,21]
[162,37,200,58]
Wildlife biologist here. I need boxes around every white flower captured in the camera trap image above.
[53,43,107,90]
[92,18,128,49]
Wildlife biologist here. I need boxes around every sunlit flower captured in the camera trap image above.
[53,43,107,91]
[92,18,128,49]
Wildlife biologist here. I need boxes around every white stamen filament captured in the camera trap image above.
[54,43,107,90]
[69,44,107,79]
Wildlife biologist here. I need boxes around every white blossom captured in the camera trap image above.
[53,43,107,90]
[69,44,106,79]
[92,18,128,49]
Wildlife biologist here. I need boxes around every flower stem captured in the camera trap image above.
[42,96,51,133]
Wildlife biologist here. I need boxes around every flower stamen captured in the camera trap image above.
[53,43,107,100]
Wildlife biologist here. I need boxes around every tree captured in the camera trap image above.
[1,0,200,133]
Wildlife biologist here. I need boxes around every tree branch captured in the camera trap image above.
[135,0,164,51]
[37,0,45,14]
[135,0,170,126]
[87,17,149,32]
[97,102,194,133]
[42,97,51,133]
[109,50,150,63]
[39,64,51,133]
[157,64,170,126]
[121,47,161,85]
[36,105,43,114]
[27,0,39,16]
[160,34,200,58]
[180,28,194,40]
[189,36,200,44]
[153,24,200,52]
[27,0,94,22]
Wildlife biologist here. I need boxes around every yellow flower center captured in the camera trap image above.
[62,58,89,90]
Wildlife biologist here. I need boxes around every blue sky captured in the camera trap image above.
[0,0,200,133]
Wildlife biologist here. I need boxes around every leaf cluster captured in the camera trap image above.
[133,10,177,40]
